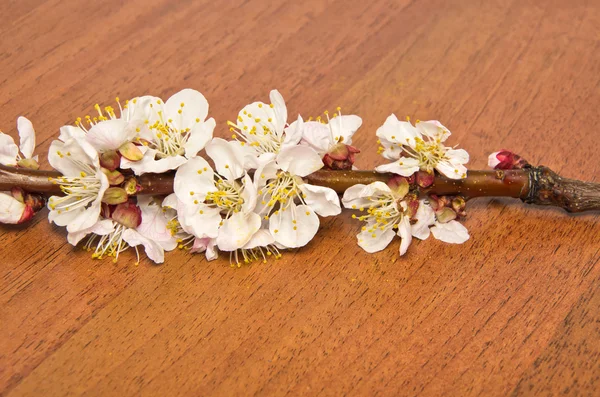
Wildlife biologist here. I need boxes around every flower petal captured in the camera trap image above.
[417,120,451,141]
[270,89,288,134]
[269,203,319,248]
[357,225,395,253]
[397,216,412,256]
[58,125,85,142]
[329,114,362,145]
[376,114,420,147]
[412,200,435,240]
[341,184,371,209]
[0,133,19,166]
[48,138,100,177]
[174,156,216,205]
[0,192,26,224]
[17,116,36,159]
[205,137,247,180]
[242,229,275,249]
[122,228,165,264]
[184,117,216,159]
[375,158,420,177]
[276,145,323,177]
[136,195,177,250]
[298,120,332,154]
[85,119,131,152]
[180,204,222,239]
[282,114,303,148]
[431,220,470,244]
[240,174,258,212]
[299,183,341,217]
[67,219,115,246]
[253,154,278,190]
[191,237,219,261]
[121,147,187,175]
[164,89,209,131]
[436,161,468,180]
[216,211,262,251]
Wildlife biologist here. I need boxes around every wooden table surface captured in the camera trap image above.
[1,0,599,395]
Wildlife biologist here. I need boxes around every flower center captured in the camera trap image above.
[259,172,305,215]
[351,192,405,237]
[205,177,244,216]
[227,105,283,154]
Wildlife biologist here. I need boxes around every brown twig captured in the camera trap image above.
[1,164,599,213]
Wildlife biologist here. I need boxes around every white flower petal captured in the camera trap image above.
[122,228,165,264]
[357,225,395,253]
[488,152,501,169]
[375,158,420,177]
[397,216,412,256]
[299,183,341,217]
[58,125,85,142]
[17,116,36,159]
[164,89,209,131]
[342,184,371,209]
[180,204,222,239]
[446,148,469,165]
[376,114,420,147]
[431,220,470,244]
[174,156,216,205]
[276,145,323,177]
[0,133,19,166]
[253,156,278,190]
[242,229,275,249]
[48,138,100,177]
[136,196,177,250]
[269,203,319,248]
[412,200,435,240]
[417,120,451,141]
[67,219,115,246]
[205,137,246,180]
[85,119,131,152]
[298,120,332,154]
[240,174,258,212]
[282,114,303,148]
[0,192,26,224]
[216,212,262,251]
[329,114,362,145]
[122,148,187,175]
[162,193,179,210]
[184,117,215,159]
[436,161,468,180]
[269,89,288,134]
[191,237,219,260]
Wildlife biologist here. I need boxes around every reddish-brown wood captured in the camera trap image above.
[1,0,599,395]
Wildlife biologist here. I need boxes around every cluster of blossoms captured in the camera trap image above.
[0,88,473,265]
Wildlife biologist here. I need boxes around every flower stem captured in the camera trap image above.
[1,164,599,213]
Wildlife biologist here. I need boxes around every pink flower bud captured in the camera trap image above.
[322,143,360,170]
[488,150,529,170]
[111,202,142,229]
[17,205,35,224]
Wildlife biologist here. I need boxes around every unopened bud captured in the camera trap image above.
[451,196,467,217]
[435,207,457,223]
[17,205,35,224]
[322,143,360,170]
[24,193,45,212]
[488,150,529,170]
[102,168,125,185]
[111,202,142,229]
[99,150,121,171]
[416,171,435,188]
[124,177,141,195]
[17,158,40,170]
[101,187,129,205]
[118,142,144,161]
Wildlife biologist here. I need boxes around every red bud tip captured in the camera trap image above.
[488,150,529,170]
[17,205,35,224]
[322,143,360,170]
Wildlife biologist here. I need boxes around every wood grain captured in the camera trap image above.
[1,0,599,395]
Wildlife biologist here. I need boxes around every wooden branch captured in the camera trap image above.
[1,164,599,213]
